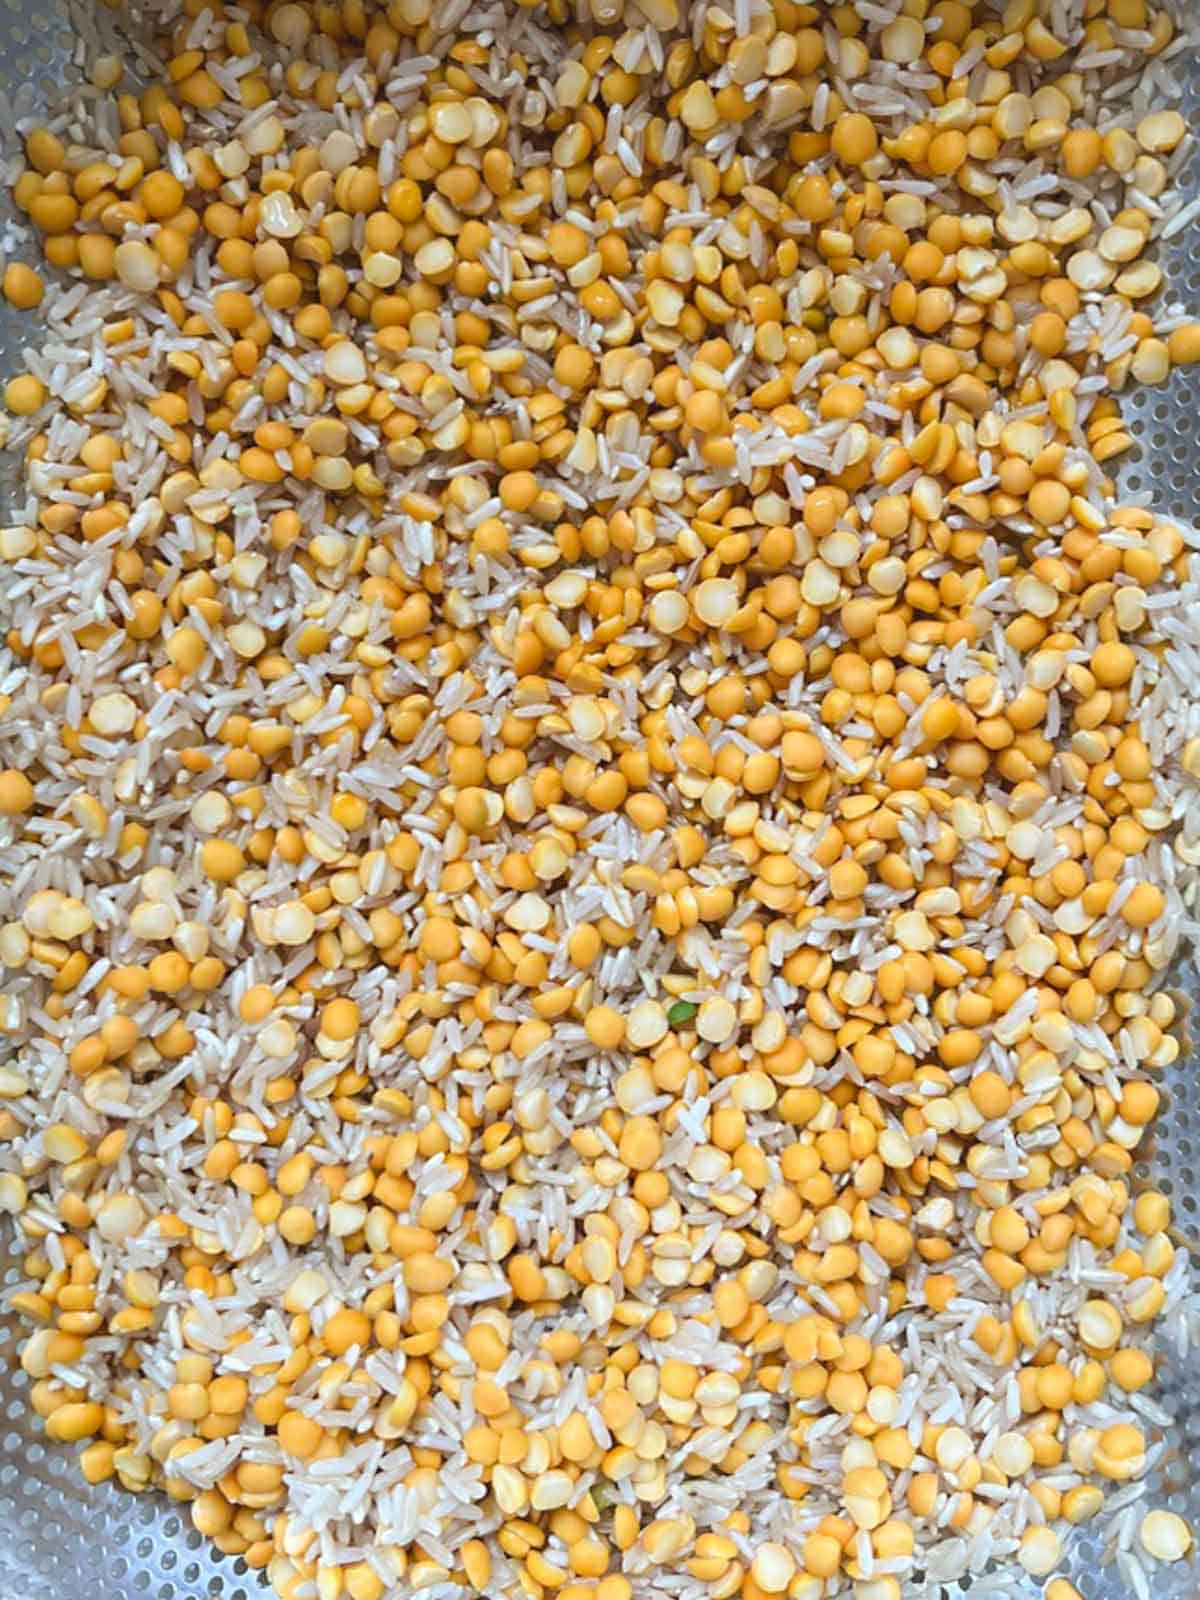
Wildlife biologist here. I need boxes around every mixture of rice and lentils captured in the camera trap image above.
[4,0,1200,1596]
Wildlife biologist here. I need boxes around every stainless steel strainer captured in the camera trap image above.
[3,4,1200,1599]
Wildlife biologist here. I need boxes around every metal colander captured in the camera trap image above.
[2,4,1200,1599]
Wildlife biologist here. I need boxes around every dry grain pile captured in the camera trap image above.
[2,0,1200,1597]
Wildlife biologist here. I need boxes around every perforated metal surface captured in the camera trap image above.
[1113,56,1200,529]
[2,5,1200,1599]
